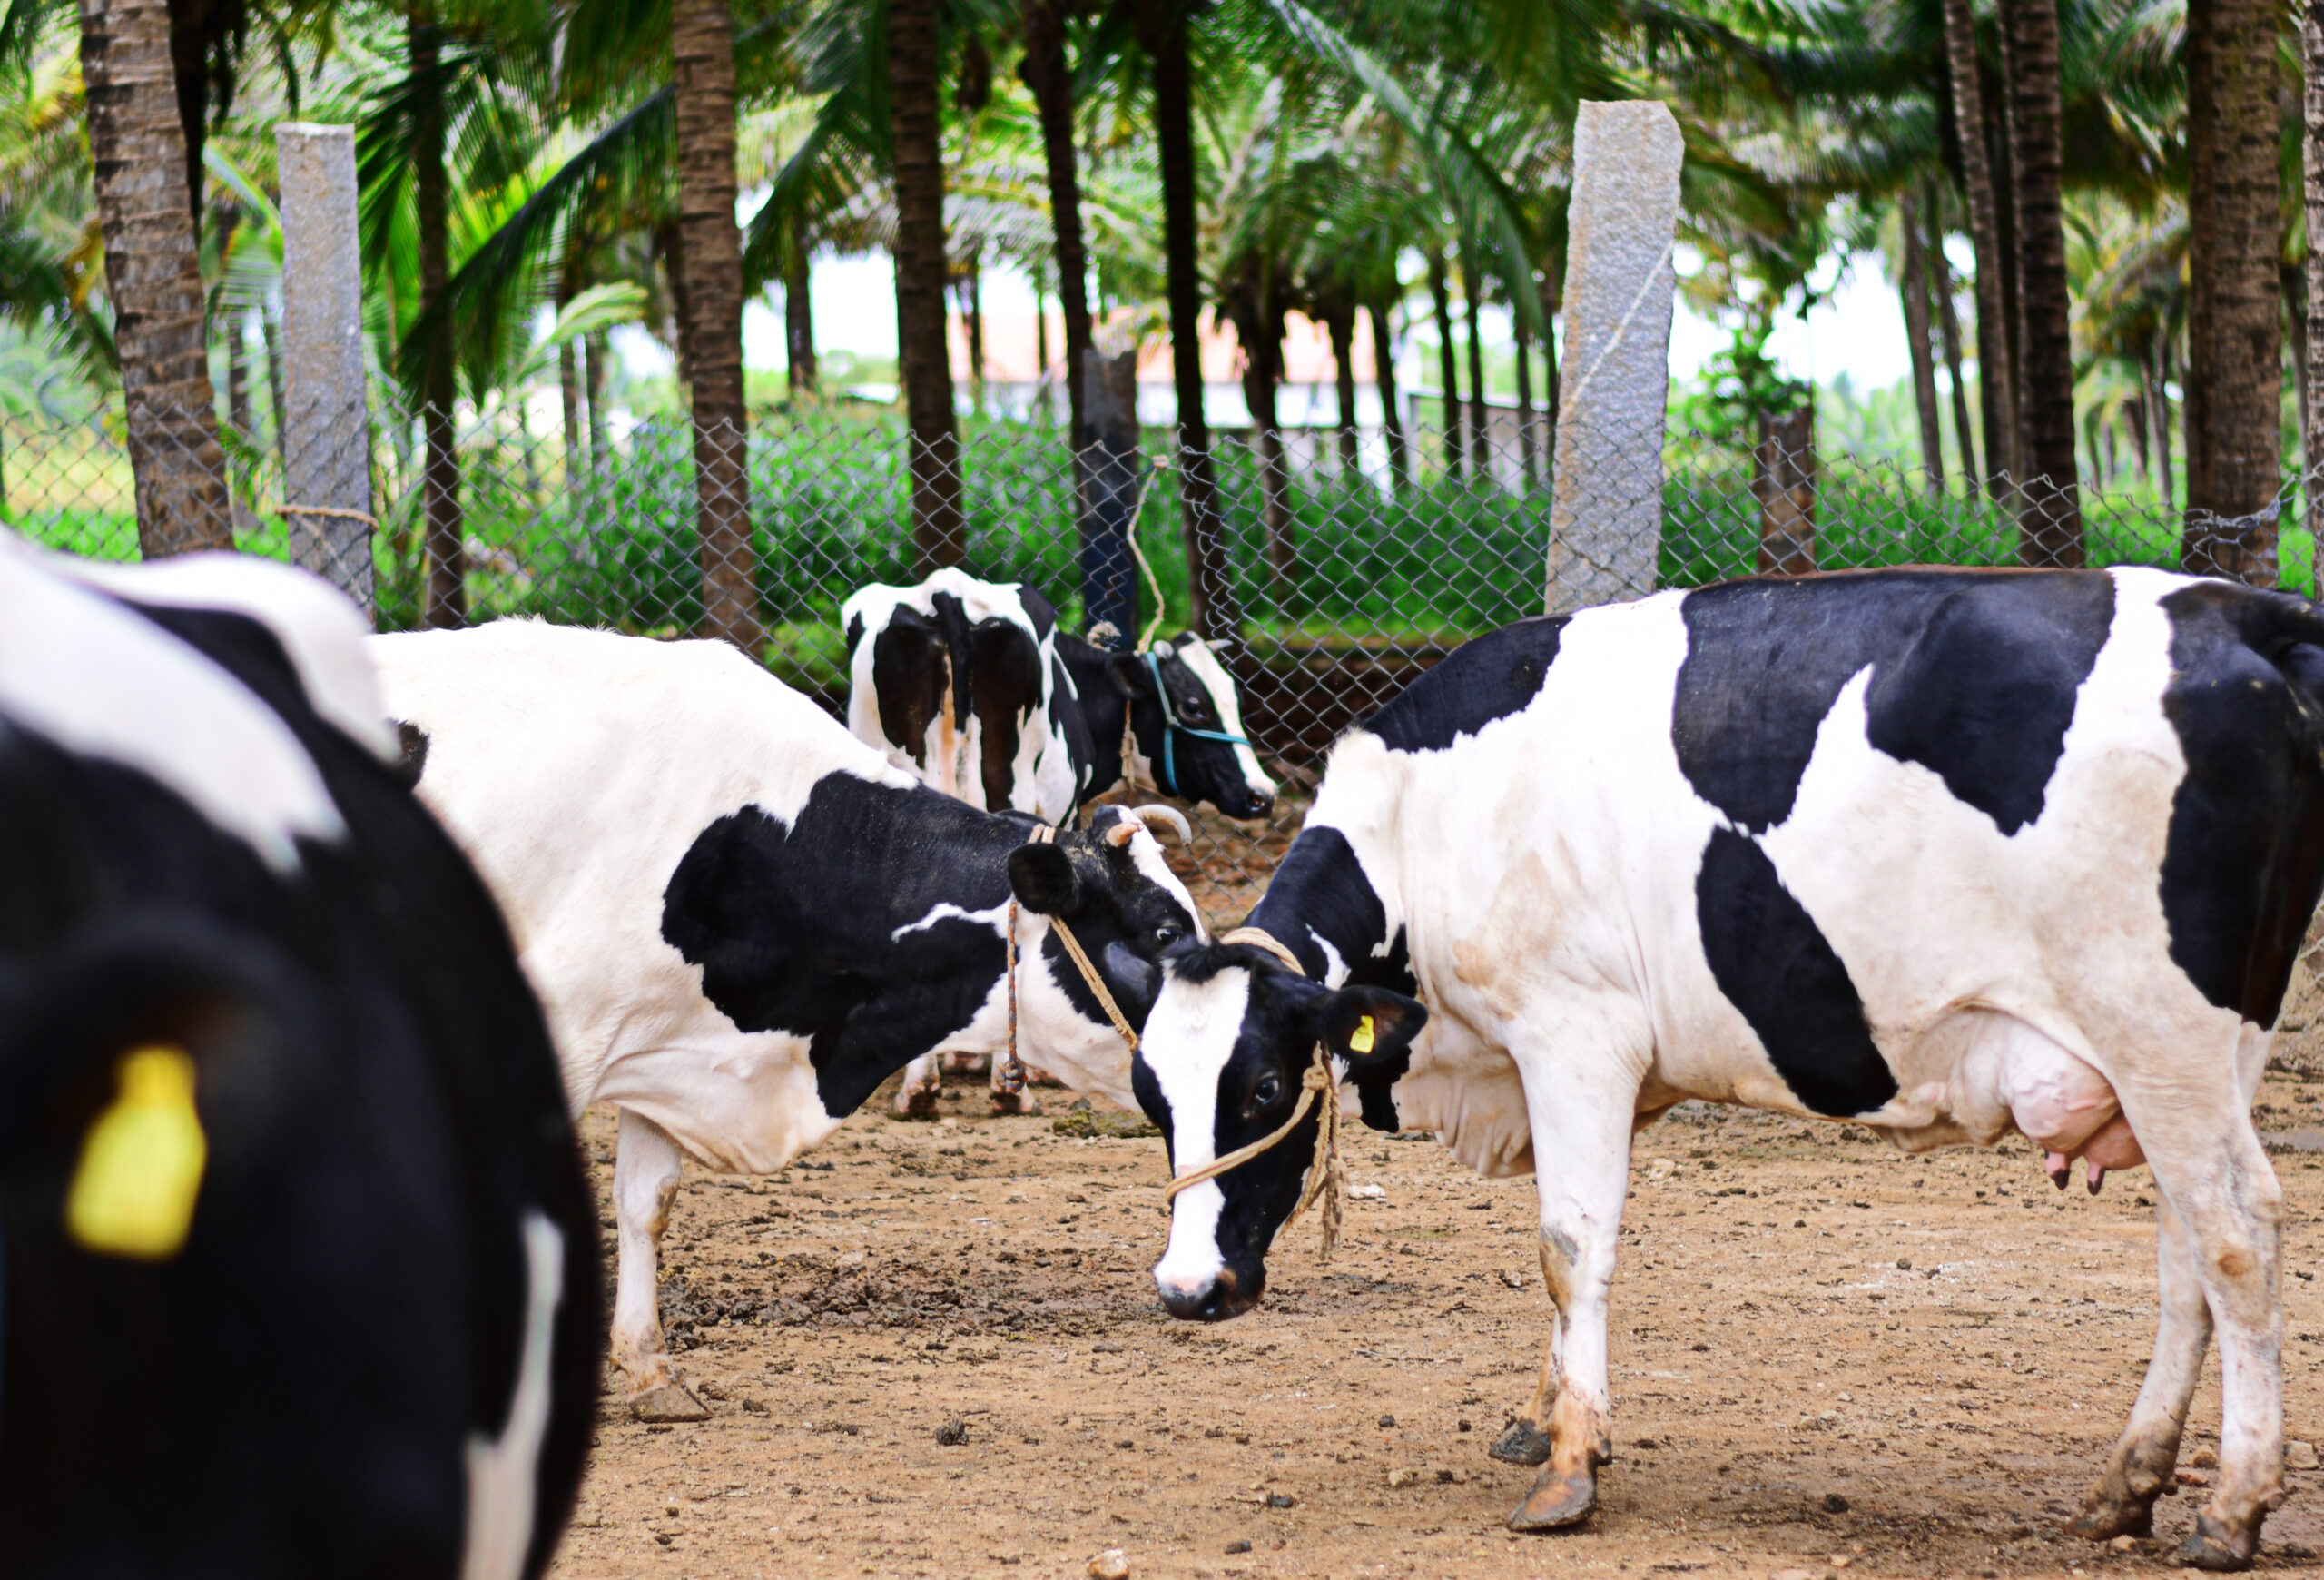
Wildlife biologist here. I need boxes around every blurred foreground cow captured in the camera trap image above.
[1132,568,2324,1570]
[374,621,1201,1419]
[0,538,598,1579]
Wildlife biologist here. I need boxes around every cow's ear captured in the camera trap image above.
[1008,842,1082,915]
[1314,985,1426,1070]
[1106,652,1146,698]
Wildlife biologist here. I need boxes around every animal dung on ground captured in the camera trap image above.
[934,1417,967,1446]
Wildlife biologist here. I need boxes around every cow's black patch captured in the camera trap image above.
[392,719,430,787]
[2157,583,2324,1026]
[869,607,949,770]
[659,780,1195,1119]
[1674,571,2115,834]
[1365,616,1568,754]
[967,616,1043,810]
[1694,826,1896,1116]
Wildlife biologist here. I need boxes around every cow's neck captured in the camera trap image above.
[1058,636,1130,799]
[1243,822,1413,993]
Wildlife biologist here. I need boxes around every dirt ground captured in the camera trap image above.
[545,1062,2324,1580]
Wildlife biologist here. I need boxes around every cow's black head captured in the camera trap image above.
[1133,939,1425,1320]
[1114,637,1277,821]
[1000,805,1204,1059]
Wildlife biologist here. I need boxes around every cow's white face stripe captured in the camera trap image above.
[0,546,343,870]
[460,1210,566,1580]
[1147,966,1254,1296]
[1121,825,1208,941]
[1173,639,1277,802]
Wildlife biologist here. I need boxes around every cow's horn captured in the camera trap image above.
[1129,804,1193,845]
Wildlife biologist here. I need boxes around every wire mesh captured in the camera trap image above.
[2,395,2299,925]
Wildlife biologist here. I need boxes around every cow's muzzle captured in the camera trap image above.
[1156,1263,1264,1322]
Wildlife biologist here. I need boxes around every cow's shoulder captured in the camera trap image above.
[1674,568,2117,834]
[1362,615,1571,754]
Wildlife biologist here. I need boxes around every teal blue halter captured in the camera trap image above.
[1145,648,1252,798]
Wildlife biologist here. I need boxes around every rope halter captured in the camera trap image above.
[1144,647,1253,801]
[1158,925,1347,1261]
[1000,825,1141,1096]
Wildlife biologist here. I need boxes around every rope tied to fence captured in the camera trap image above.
[1160,925,1345,1261]
[1002,825,1141,1097]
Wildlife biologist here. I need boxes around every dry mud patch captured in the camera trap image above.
[549,1073,2324,1580]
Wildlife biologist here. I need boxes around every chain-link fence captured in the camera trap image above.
[4,397,2305,924]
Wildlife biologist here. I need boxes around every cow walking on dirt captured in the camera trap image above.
[1130,568,2324,1570]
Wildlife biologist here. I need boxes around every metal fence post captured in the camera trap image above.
[1078,348,1142,647]
[1548,99,1683,615]
[276,122,377,617]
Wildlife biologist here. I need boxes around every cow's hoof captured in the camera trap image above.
[1490,1420,1555,1467]
[2065,1495,2154,1542]
[630,1383,711,1423]
[1507,1466,1597,1532]
[900,1091,940,1121]
[2174,1511,2257,1572]
[990,1091,1043,1117]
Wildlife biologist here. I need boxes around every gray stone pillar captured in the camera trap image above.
[1547,99,1684,615]
[276,122,376,616]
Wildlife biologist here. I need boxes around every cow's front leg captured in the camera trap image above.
[893,1053,941,1118]
[1504,1077,1636,1532]
[612,1108,710,1422]
[2068,1191,2211,1541]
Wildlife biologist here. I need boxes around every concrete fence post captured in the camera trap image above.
[1547,99,1684,616]
[276,122,377,617]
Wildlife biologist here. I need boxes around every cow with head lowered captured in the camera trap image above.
[1133,568,2324,1572]
[372,619,1204,1419]
[0,538,597,1580]
[842,568,1276,825]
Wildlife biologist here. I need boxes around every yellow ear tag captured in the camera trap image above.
[65,1046,207,1261]
[1349,1015,1376,1055]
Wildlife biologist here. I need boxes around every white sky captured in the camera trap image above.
[618,242,1928,395]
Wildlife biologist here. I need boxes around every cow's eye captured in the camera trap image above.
[1154,922,1184,946]
[1249,1072,1283,1111]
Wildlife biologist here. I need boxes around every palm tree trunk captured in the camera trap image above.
[890,0,965,574]
[1941,0,2017,497]
[1427,249,1461,482]
[586,331,610,472]
[1145,0,1233,638]
[1514,311,1538,490]
[1925,185,1980,484]
[1369,300,1408,494]
[559,341,584,477]
[1462,251,1488,477]
[672,0,760,644]
[960,250,987,420]
[2306,0,2324,538]
[409,9,468,626]
[784,214,817,397]
[77,0,231,557]
[261,304,288,476]
[1022,0,1091,451]
[1326,294,1360,478]
[2150,334,2176,510]
[1898,191,1945,497]
[2000,0,2081,564]
[1540,269,1561,473]
[2184,0,2284,583]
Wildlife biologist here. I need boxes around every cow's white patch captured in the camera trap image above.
[891,901,1008,942]
[1309,931,1348,987]
[1120,825,1208,941]
[0,542,344,870]
[461,1210,565,1580]
[1147,966,1254,1297]
[56,546,396,760]
[1173,638,1277,805]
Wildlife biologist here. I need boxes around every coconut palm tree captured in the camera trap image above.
[74,0,230,555]
[2001,0,2079,564]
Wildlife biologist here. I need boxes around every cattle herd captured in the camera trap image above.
[5,531,2321,1575]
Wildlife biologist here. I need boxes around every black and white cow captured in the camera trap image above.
[846,571,1275,1112]
[1132,568,2324,1571]
[842,568,1277,825]
[372,619,1205,1419]
[0,538,598,1579]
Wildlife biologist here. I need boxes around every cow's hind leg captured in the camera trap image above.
[894,1053,941,1118]
[1504,1063,1637,1532]
[2068,1192,2211,1541]
[2091,1066,2282,1570]
[612,1108,710,1422]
